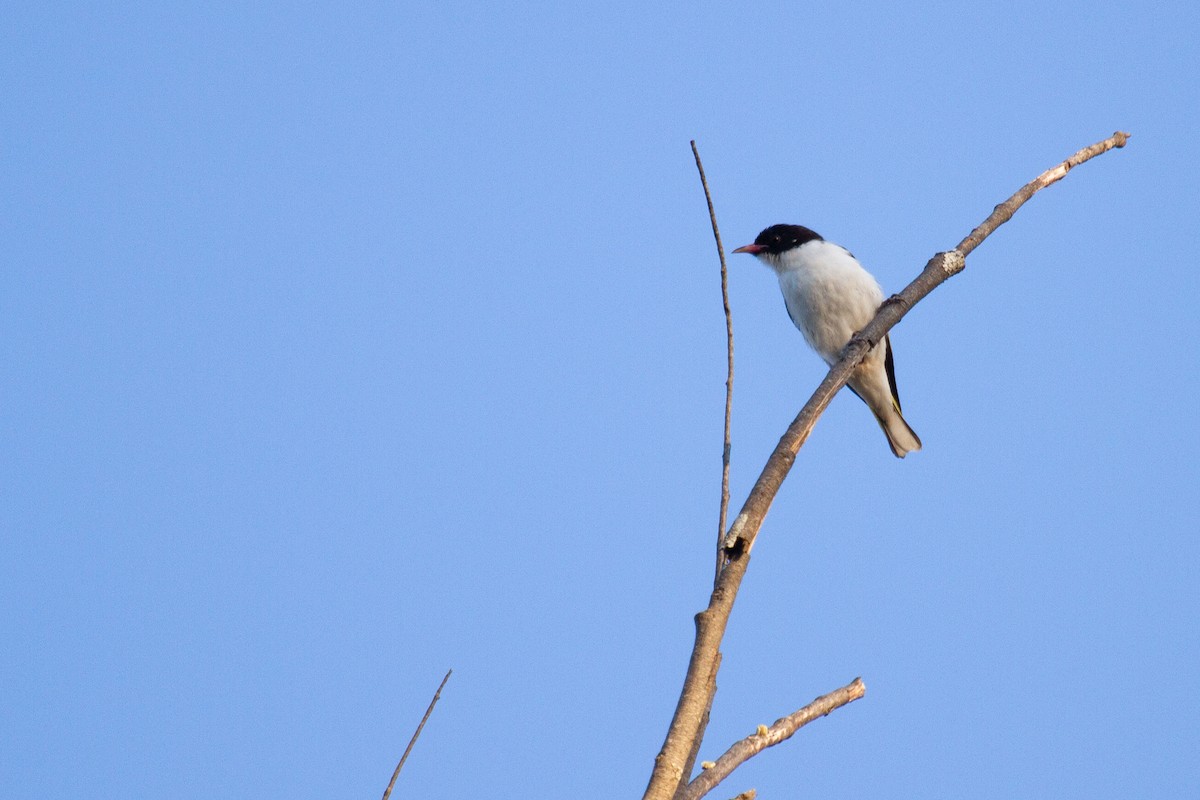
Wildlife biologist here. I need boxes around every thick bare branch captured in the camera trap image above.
[674,651,721,800]
[680,678,866,800]
[648,553,750,799]
[381,669,452,800]
[643,131,1130,800]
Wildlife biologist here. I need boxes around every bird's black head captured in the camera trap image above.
[751,224,823,254]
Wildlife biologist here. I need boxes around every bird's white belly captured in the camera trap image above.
[777,248,884,364]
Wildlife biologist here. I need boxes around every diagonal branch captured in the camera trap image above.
[721,130,1130,559]
[642,131,1130,800]
[680,678,866,800]
[381,669,452,800]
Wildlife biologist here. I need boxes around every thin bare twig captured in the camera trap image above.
[690,140,735,588]
[643,131,1130,800]
[381,669,452,800]
[681,678,866,800]
[675,141,733,800]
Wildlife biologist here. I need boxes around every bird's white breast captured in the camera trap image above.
[768,240,885,364]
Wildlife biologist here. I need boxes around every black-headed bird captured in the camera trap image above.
[733,223,921,458]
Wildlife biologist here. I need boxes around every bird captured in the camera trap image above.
[732,223,921,458]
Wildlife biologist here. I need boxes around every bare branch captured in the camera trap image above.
[381,669,452,800]
[674,651,721,800]
[690,140,735,588]
[643,131,1130,800]
[673,140,734,800]
[680,678,866,800]
[721,130,1130,560]
[955,131,1130,257]
[727,791,756,800]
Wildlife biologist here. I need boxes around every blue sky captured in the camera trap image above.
[3,2,1197,798]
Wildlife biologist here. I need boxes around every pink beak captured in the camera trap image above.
[731,243,765,254]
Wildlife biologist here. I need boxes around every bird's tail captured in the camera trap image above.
[875,403,922,459]
[875,334,921,458]
[847,337,922,458]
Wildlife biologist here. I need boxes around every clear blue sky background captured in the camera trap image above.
[4,2,1197,798]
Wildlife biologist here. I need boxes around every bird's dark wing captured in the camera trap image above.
[884,334,901,411]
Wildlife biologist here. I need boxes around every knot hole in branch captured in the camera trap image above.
[721,532,747,560]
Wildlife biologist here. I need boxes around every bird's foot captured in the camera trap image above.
[840,332,868,360]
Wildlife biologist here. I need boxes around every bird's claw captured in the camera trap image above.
[842,330,869,358]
